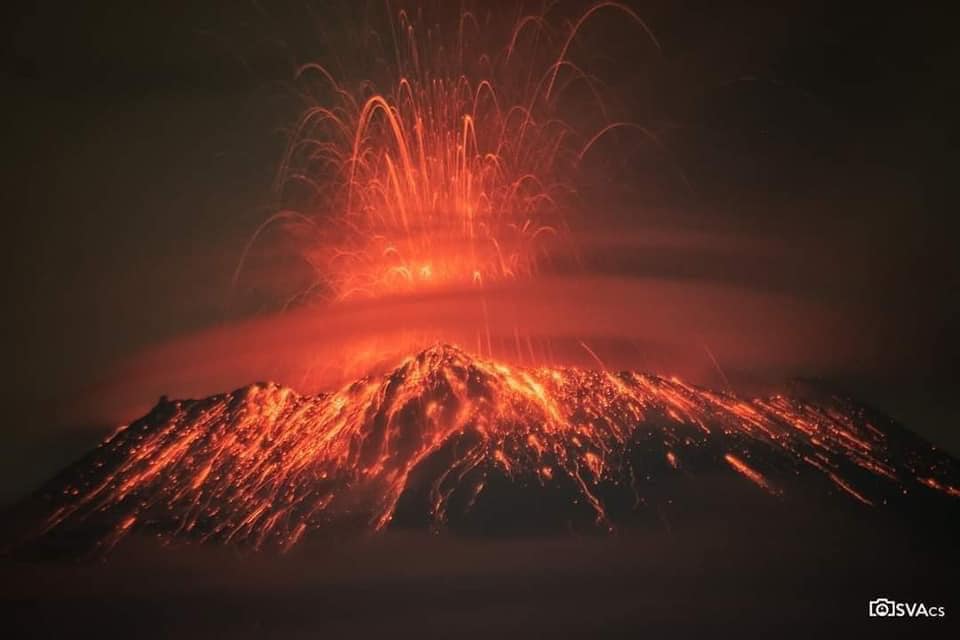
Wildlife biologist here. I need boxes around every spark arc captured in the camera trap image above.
[241,2,658,304]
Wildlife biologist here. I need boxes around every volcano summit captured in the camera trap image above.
[16,345,960,555]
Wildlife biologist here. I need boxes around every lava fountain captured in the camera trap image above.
[237,1,659,309]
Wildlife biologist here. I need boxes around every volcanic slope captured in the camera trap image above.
[22,344,960,554]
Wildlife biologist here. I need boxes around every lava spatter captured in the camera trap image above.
[31,344,959,554]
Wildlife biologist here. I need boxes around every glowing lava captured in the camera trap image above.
[238,2,659,303]
[38,345,959,554]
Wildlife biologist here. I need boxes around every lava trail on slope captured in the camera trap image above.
[17,345,960,554]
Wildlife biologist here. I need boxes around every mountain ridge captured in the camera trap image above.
[12,343,960,556]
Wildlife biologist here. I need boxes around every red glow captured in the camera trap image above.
[46,345,959,553]
[238,2,657,304]
[35,5,960,558]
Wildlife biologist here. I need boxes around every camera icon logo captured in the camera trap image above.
[869,598,895,617]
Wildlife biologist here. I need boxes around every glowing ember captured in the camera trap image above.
[724,453,781,496]
[38,345,959,553]
[237,2,659,302]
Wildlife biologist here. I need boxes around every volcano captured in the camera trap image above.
[14,344,960,556]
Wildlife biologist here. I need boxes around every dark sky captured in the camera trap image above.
[1,0,957,503]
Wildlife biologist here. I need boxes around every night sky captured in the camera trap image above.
[2,0,958,505]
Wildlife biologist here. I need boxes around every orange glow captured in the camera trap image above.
[237,2,658,303]
[39,5,958,557]
[665,451,678,469]
[723,453,780,496]
[919,477,960,497]
[45,345,959,552]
